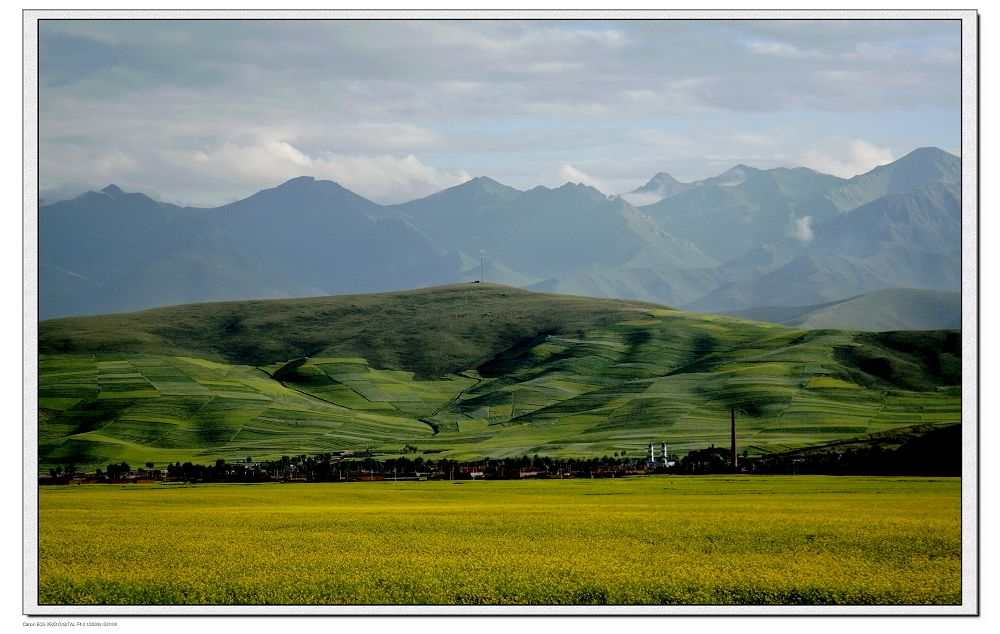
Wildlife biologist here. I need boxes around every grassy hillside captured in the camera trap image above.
[40,284,661,377]
[37,285,962,471]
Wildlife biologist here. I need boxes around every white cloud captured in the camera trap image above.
[798,139,896,178]
[308,123,443,154]
[789,215,815,245]
[626,128,705,157]
[366,21,630,79]
[620,191,666,207]
[39,146,139,184]
[516,61,585,75]
[746,41,829,60]
[922,46,960,66]
[844,42,904,64]
[175,141,472,204]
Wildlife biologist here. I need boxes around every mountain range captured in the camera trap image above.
[38,147,962,326]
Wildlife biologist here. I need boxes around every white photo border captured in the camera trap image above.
[22,8,980,617]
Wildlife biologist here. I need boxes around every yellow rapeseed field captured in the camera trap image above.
[37,476,961,605]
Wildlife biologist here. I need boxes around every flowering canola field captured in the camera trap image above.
[37,476,960,605]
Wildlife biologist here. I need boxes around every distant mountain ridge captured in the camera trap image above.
[621,171,697,206]
[686,180,961,311]
[634,164,847,262]
[39,147,961,325]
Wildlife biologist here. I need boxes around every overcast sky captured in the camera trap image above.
[37,18,961,206]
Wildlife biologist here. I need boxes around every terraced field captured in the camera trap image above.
[37,285,962,471]
[39,355,439,468]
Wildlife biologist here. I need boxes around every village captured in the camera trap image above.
[39,439,759,485]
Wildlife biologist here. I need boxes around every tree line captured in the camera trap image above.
[679,424,960,476]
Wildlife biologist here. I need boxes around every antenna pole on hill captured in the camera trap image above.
[480,249,485,283]
[731,408,738,471]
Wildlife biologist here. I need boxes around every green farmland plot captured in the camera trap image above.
[37,355,437,470]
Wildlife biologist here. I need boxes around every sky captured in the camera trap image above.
[37,18,962,207]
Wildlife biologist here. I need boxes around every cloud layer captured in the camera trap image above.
[38,19,960,205]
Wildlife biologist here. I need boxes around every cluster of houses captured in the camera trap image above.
[40,464,662,485]
[40,435,757,485]
[39,443,692,485]
[41,410,757,484]
[39,467,162,486]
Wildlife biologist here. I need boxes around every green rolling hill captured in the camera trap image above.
[37,285,961,472]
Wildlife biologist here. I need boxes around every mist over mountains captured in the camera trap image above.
[38,147,961,327]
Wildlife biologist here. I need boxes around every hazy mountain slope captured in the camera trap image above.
[113,224,326,312]
[795,289,961,331]
[399,181,715,282]
[638,166,845,261]
[212,176,461,294]
[39,186,189,281]
[809,181,960,258]
[39,262,98,319]
[686,180,962,312]
[388,176,523,257]
[498,184,715,275]
[621,171,697,206]
[688,248,960,312]
[728,288,961,331]
[39,186,320,318]
[527,265,766,308]
[824,147,960,212]
[630,147,959,264]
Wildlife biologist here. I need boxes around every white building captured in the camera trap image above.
[647,441,676,468]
